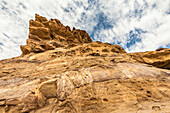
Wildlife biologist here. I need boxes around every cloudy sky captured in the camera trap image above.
[0,0,170,60]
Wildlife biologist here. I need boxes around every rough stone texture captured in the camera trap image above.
[0,15,170,113]
[20,14,92,56]
[130,48,170,69]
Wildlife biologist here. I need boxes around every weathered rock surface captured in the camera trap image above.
[0,14,170,113]
[130,48,170,69]
[20,14,92,56]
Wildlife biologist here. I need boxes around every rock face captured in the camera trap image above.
[130,48,170,69]
[0,14,170,113]
[20,14,92,55]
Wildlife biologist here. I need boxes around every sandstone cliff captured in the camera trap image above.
[0,14,170,113]
[20,14,92,55]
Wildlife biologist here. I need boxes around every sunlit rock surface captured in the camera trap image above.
[0,14,170,113]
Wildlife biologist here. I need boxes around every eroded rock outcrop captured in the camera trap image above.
[131,48,170,69]
[0,14,170,113]
[0,58,170,113]
[20,14,92,55]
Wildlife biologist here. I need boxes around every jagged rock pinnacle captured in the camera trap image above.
[20,14,92,55]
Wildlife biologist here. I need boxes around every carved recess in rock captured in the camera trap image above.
[20,14,92,55]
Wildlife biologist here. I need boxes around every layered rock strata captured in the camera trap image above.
[0,14,170,113]
[20,14,92,55]
[130,48,170,69]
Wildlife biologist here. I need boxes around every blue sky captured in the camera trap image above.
[0,0,170,59]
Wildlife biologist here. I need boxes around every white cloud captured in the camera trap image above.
[89,0,170,52]
[0,0,170,59]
